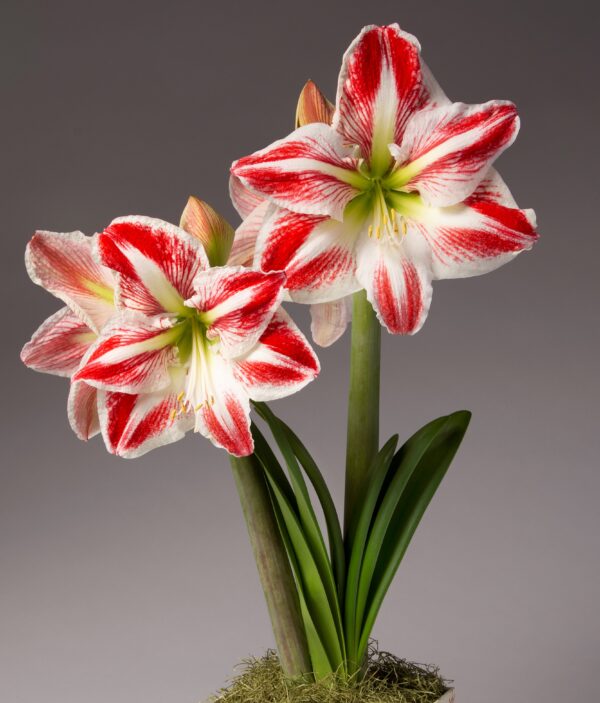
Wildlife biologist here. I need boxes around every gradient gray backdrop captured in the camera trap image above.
[2,1,598,701]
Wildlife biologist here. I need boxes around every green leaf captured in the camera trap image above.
[267,414,346,604]
[262,463,345,672]
[268,487,330,680]
[356,411,471,661]
[253,402,346,664]
[251,424,297,509]
[344,435,398,669]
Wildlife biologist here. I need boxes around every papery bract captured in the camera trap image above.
[231,24,538,336]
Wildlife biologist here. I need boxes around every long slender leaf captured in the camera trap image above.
[251,423,297,509]
[356,411,471,660]
[268,484,330,680]
[262,464,345,671]
[253,402,346,663]
[270,414,346,603]
[353,416,450,639]
[343,435,398,667]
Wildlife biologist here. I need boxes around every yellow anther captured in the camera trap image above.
[177,391,185,402]
[194,403,203,412]
[368,225,373,238]
[376,226,381,239]
[401,219,407,236]
[169,408,177,421]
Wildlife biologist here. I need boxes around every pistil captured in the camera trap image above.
[184,317,217,429]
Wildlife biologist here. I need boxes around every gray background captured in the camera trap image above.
[2,1,599,701]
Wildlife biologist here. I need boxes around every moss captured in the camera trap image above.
[210,645,450,703]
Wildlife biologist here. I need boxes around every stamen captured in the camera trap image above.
[401,219,407,236]
[369,180,406,243]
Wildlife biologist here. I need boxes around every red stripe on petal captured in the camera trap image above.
[21,307,96,377]
[231,124,361,219]
[393,101,519,206]
[411,170,539,279]
[99,216,208,315]
[259,313,319,374]
[356,238,432,335]
[25,231,114,332]
[100,386,192,458]
[233,311,320,402]
[104,392,137,450]
[119,396,172,452]
[286,246,355,293]
[334,25,426,164]
[256,207,360,304]
[74,316,178,393]
[200,393,253,457]
[187,267,286,358]
[261,210,329,272]
[375,260,424,334]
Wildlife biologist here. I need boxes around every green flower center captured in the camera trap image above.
[346,163,423,242]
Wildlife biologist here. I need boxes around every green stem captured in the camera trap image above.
[344,290,381,538]
[230,454,312,679]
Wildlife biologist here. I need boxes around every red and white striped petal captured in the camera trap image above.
[21,307,97,377]
[227,200,270,267]
[333,24,428,175]
[255,205,361,304]
[310,297,352,347]
[356,237,433,335]
[68,380,100,440]
[389,101,519,206]
[186,267,286,358]
[233,309,320,401]
[229,174,267,219]
[25,231,115,333]
[97,216,209,316]
[98,372,194,458]
[404,169,538,279]
[191,354,253,457]
[73,313,181,394]
[231,123,365,219]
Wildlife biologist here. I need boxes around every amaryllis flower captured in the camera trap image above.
[231,24,539,335]
[73,213,319,458]
[21,230,116,440]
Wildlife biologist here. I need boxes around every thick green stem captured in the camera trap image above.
[230,454,312,678]
[344,290,381,537]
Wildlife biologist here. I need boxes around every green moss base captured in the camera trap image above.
[210,646,451,703]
